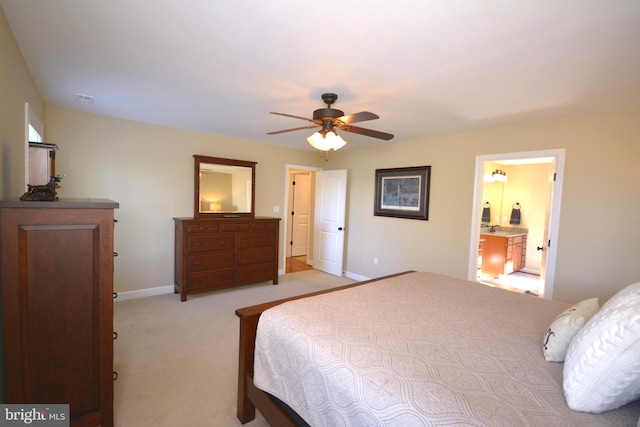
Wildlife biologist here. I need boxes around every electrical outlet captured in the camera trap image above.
[273,205,280,213]
[373,257,378,265]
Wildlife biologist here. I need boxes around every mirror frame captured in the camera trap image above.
[194,155,256,219]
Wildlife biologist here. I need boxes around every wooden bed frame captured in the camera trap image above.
[235,271,413,426]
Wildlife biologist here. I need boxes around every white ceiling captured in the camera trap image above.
[3,0,640,151]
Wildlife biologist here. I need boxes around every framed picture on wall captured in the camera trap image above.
[374,166,431,220]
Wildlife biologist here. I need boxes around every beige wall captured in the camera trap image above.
[0,6,44,199]
[0,5,45,401]
[45,107,637,305]
[46,106,323,294]
[329,108,640,304]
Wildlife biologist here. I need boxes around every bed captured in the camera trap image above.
[236,271,640,426]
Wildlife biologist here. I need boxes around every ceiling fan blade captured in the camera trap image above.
[267,125,319,135]
[270,112,317,123]
[336,111,379,125]
[340,125,394,141]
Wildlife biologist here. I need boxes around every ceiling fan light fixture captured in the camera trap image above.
[307,130,346,151]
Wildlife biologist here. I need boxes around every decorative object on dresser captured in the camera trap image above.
[28,141,58,185]
[174,217,280,302]
[20,174,63,201]
[0,198,119,427]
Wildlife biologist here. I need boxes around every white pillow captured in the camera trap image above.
[563,284,640,413]
[543,298,599,362]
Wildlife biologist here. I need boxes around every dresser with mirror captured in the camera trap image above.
[174,155,280,301]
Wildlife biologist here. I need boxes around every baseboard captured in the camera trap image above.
[115,285,174,301]
[344,271,371,282]
[520,268,541,275]
[116,271,372,300]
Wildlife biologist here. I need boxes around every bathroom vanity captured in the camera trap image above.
[480,231,527,278]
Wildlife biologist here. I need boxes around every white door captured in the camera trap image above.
[291,173,311,257]
[538,170,554,283]
[314,170,347,276]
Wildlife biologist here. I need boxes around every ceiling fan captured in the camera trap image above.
[267,93,394,151]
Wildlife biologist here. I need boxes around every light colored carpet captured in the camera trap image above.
[113,269,356,427]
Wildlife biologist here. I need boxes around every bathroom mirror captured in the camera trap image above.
[194,155,256,218]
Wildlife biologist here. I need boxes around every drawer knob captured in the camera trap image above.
[194,242,202,246]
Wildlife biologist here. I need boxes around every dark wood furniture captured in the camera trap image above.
[480,233,527,277]
[174,217,280,301]
[28,142,57,185]
[235,271,413,426]
[0,198,118,427]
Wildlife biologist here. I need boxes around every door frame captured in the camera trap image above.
[282,164,322,274]
[467,148,565,299]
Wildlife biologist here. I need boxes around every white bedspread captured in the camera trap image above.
[253,272,640,426]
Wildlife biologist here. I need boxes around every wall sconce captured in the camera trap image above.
[491,169,508,182]
[209,202,222,211]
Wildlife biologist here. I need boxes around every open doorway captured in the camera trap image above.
[468,149,565,299]
[283,165,321,274]
[286,170,313,273]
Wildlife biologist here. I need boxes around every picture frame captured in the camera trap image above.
[374,166,431,220]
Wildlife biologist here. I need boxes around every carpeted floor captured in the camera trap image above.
[113,269,355,426]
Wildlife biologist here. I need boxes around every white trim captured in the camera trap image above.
[468,149,565,299]
[114,285,174,301]
[345,271,370,282]
[520,267,541,275]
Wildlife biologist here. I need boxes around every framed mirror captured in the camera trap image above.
[194,155,256,218]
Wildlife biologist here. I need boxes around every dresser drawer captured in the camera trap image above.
[175,217,280,301]
[188,235,235,252]
[237,232,276,249]
[188,270,235,291]
[237,248,276,266]
[186,223,220,234]
[236,264,275,285]
[221,222,250,232]
[252,221,278,231]
[188,252,234,272]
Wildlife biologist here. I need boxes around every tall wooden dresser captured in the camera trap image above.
[0,199,118,427]
[174,217,280,301]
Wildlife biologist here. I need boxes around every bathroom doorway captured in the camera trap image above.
[468,149,565,299]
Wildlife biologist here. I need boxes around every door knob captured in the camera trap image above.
[537,246,544,251]
[338,227,343,231]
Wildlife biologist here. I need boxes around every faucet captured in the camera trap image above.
[489,224,501,232]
